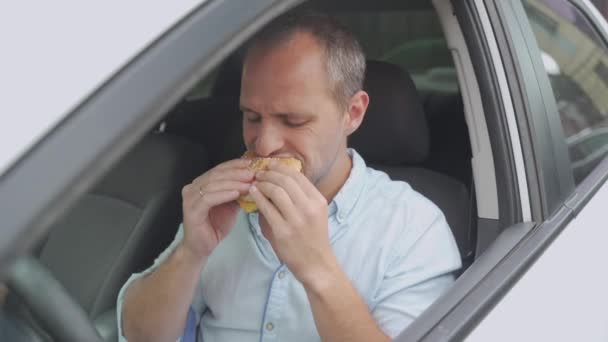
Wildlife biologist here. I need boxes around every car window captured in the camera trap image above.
[522,0,608,184]
[184,68,220,101]
[591,0,608,20]
[335,10,458,95]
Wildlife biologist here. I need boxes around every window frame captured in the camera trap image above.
[561,0,608,213]
[515,0,608,211]
[396,0,544,338]
[397,0,608,339]
[494,0,577,219]
[0,0,303,270]
[524,0,608,189]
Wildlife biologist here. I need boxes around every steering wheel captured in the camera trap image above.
[4,257,104,342]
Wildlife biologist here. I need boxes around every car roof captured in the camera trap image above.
[0,1,206,177]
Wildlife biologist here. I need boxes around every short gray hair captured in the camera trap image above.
[245,12,366,108]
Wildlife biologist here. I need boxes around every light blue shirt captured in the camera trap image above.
[117,149,462,341]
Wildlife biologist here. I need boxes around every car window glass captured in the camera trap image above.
[184,68,220,101]
[523,0,608,184]
[591,0,608,20]
[335,11,458,95]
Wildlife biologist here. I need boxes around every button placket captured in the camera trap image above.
[248,213,281,264]
[260,266,289,341]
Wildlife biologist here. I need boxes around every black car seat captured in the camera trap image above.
[350,60,475,270]
[164,97,244,167]
[422,93,473,189]
[211,51,244,98]
[5,133,209,341]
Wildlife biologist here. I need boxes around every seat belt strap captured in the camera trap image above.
[181,306,198,342]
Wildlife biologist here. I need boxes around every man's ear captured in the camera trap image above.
[344,90,369,136]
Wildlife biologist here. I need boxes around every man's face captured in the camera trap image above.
[240,32,352,185]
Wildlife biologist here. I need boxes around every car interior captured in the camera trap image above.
[1,0,501,341]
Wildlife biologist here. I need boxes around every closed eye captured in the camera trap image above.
[280,114,311,127]
[244,112,261,123]
[284,118,309,127]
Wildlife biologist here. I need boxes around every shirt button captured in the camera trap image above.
[266,322,275,331]
[278,271,286,279]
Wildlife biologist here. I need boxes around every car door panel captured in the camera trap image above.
[400,0,608,339]
[467,181,608,341]
[468,0,608,339]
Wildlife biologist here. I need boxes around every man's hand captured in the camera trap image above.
[123,160,252,342]
[249,160,338,287]
[250,161,390,342]
[181,159,254,260]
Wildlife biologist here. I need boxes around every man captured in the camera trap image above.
[118,12,461,342]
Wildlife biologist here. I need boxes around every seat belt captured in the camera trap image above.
[182,307,198,342]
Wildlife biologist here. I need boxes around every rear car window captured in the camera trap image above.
[523,0,608,184]
[591,0,608,21]
[335,10,458,95]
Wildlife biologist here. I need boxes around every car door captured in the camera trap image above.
[0,1,302,341]
[467,0,608,340]
[397,0,608,340]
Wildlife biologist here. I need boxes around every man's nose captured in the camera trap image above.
[254,123,284,157]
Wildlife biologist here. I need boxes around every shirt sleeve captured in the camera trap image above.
[116,224,186,342]
[371,211,462,338]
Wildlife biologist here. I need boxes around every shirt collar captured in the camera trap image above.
[331,148,366,224]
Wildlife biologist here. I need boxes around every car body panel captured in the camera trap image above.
[0,1,205,177]
[466,180,608,342]
[467,0,608,339]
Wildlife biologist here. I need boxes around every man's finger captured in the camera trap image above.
[249,185,287,230]
[255,169,307,207]
[202,169,255,188]
[189,159,252,185]
[268,160,318,198]
[189,189,240,215]
[191,169,254,193]
[215,158,252,170]
[182,183,200,209]
[183,180,249,209]
[184,169,254,208]
[253,181,299,223]
[204,180,251,195]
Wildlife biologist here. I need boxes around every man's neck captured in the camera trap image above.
[316,150,353,204]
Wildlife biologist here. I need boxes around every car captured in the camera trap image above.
[567,127,608,182]
[2,0,608,341]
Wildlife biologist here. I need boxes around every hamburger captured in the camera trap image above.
[237,151,303,213]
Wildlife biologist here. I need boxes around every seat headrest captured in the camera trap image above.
[93,134,208,206]
[349,60,429,165]
[212,52,243,97]
[164,97,244,166]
